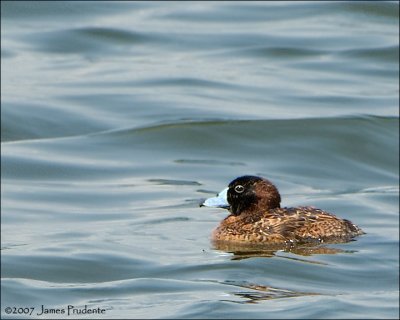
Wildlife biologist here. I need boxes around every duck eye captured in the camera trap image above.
[234,185,245,193]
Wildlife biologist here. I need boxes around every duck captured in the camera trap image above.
[201,175,364,245]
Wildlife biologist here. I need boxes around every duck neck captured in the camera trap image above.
[235,200,281,220]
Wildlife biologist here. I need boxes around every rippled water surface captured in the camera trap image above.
[1,2,399,319]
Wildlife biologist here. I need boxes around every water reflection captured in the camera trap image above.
[213,240,357,261]
[220,280,321,304]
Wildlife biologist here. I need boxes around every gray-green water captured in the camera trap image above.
[1,1,399,319]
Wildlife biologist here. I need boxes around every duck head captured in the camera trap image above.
[201,175,281,216]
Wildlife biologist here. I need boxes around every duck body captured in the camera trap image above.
[212,205,363,244]
[202,175,364,245]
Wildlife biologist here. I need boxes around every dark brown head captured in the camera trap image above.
[201,175,281,216]
[227,176,281,215]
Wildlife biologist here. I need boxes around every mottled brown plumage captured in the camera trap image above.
[204,176,364,245]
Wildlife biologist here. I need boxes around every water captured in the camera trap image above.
[1,1,399,319]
